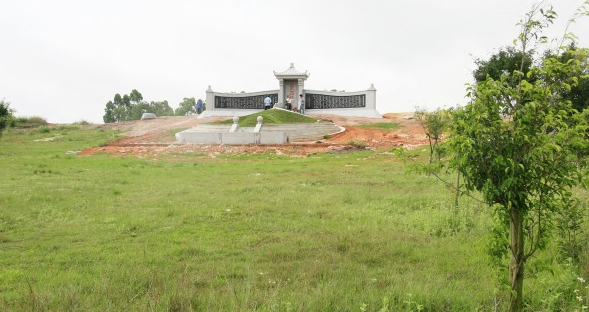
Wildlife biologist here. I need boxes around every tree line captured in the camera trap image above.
[102,90,205,123]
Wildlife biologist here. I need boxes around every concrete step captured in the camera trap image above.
[183,123,343,143]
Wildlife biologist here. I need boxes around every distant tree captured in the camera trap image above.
[110,93,129,122]
[103,90,172,123]
[113,93,123,106]
[127,101,151,120]
[103,100,116,123]
[103,90,196,122]
[129,89,143,104]
[449,4,589,311]
[148,100,174,117]
[473,46,534,84]
[0,99,15,135]
[175,97,196,116]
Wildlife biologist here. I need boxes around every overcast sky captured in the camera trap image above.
[1,0,588,124]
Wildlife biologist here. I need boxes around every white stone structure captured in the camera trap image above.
[199,63,381,119]
[273,63,310,108]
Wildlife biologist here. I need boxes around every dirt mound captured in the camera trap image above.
[82,113,426,157]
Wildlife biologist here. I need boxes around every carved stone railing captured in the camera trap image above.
[305,93,366,109]
[206,86,279,112]
[214,93,278,109]
[302,85,378,117]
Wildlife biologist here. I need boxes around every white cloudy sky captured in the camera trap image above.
[1,0,588,123]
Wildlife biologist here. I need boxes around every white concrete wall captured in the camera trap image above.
[202,87,279,119]
[304,85,380,118]
[175,130,287,144]
[202,85,380,119]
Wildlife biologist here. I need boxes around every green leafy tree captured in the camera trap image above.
[545,45,589,111]
[414,107,451,163]
[413,107,462,212]
[473,46,534,84]
[148,100,174,117]
[0,99,15,135]
[112,93,128,122]
[103,100,116,123]
[127,101,151,120]
[449,4,589,311]
[129,89,143,104]
[175,97,196,116]
[103,90,169,123]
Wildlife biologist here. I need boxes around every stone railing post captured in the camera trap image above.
[254,116,263,133]
[229,116,239,132]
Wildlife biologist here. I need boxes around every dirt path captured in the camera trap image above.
[81,113,427,157]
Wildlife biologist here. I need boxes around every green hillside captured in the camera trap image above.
[216,108,318,127]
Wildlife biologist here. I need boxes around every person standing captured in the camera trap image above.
[264,96,272,110]
[196,99,203,114]
[286,96,293,111]
[298,94,305,114]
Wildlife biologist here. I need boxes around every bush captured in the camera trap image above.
[14,116,48,128]
[36,126,51,133]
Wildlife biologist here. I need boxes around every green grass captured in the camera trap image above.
[215,109,318,127]
[0,127,587,311]
[356,122,401,130]
[11,116,48,128]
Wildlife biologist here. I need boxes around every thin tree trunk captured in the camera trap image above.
[509,206,525,312]
[428,138,434,163]
[454,171,460,209]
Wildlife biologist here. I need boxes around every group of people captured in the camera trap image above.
[264,94,305,114]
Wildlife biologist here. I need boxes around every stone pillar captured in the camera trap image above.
[298,78,305,98]
[278,80,284,105]
[366,83,377,111]
[206,85,215,112]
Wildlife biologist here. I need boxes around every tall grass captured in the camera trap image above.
[0,127,586,311]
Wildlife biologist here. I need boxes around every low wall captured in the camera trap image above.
[175,130,288,145]
[304,87,380,118]
[200,87,279,118]
[199,85,380,119]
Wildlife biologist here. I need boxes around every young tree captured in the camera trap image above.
[414,107,451,163]
[449,4,589,311]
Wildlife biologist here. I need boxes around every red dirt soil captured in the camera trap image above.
[80,113,428,158]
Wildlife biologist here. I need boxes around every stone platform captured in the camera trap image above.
[175,123,343,145]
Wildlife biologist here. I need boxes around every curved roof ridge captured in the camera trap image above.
[273,63,309,78]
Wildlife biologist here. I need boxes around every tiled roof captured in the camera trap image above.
[274,63,309,78]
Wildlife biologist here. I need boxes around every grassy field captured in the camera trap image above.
[0,126,587,311]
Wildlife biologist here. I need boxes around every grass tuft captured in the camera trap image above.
[356,122,401,130]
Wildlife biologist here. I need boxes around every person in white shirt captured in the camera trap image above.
[264,96,272,110]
